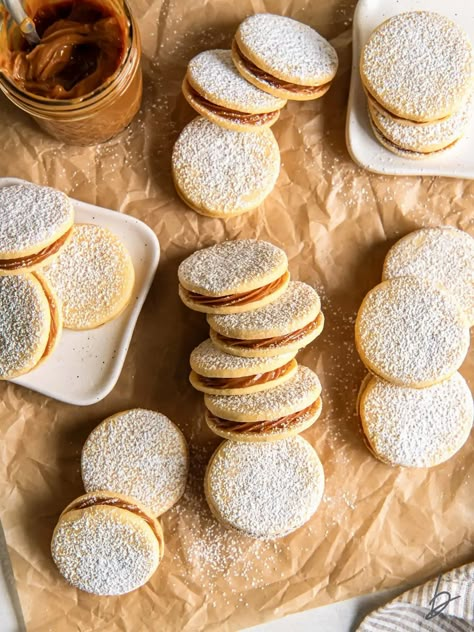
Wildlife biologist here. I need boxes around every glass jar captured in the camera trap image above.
[0,0,142,145]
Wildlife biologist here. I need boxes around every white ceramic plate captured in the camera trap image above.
[346,0,474,178]
[1,176,160,406]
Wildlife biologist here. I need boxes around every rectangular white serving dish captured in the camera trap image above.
[1,176,160,406]
[346,0,474,178]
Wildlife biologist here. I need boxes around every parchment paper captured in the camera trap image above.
[0,1,472,630]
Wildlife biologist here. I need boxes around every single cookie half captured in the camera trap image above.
[0,272,62,379]
[208,281,323,357]
[43,224,135,330]
[355,277,470,388]
[382,227,474,326]
[204,365,322,442]
[178,240,289,314]
[205,436,325,538]
[51,491,164,596]
[0,183,74,275]
[361,12,474,122]
[359,373,473,468]
[172,117,280,218]
[81,409,189,516]
[232,14,338,101]
[183,49,286,131]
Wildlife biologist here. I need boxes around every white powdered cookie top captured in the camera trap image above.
[0,275,48,378]
[82,409,188,516]
[237,14,338,85]
[208,281,320,337]
[383,227,474,325]
[188,49,285,112]
[178,239,287,296]
[0,184,72,255]
[207,436,324,539]
[51,506,160,595]
[172,117,280,216]
[205,365,320,421]
[361,12,474,121]
[361,373,473,467]
[356,277,470,387]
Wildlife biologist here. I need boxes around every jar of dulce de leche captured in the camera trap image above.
[0,0,142,145]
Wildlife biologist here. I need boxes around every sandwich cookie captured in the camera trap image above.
[43,224,135,330]
[81,409,189,516]
[190,338,297,395]
[178,240,289,315]
[205,436,325,539]
[172,117,280,218]
[0,183,73,274]
[208,281,323,357]
[0,273,62,379]
[183,49,286,131]
[359,373,473,468]
[51,491,164,596]
[232,14,338,101]
[382,227,474,326]
[204,365,322,442]
[355,277,470,388]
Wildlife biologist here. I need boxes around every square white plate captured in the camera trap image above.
[1,177,160,406]
[346,0,474,178]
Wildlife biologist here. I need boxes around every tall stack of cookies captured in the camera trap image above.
[179,239,326,539]
[172,13,338,219]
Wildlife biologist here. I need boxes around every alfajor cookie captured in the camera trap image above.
[232,14,338,101]
[183,49,286,132]
[172,117,280,218]
[43,224,134,330]
[355,277,470,388]
[208,281,323,357]
[190,338,297,395]
[51,491,164,596]
[81,409,189,516]
[204,365,322,442]
[205,436,325,539]
[0,272,62,379]
[178,240,289,315]
[382,227,474,326]
[359,373,473,468]
[0,183,73,275]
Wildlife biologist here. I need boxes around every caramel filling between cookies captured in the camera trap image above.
[181,271,289,308]
[0,228,72,271]
[34,274,60,363]
[197,359,295,390]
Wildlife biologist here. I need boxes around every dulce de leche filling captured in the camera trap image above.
[0,228,72,271]
[197,359,295,390]
[181,271,289,308]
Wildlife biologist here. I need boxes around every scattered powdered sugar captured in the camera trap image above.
[81,409,188,516]
[178,238,286,295]
[361,373,473,467]
[207,437,324,539]
[361,12,474,121]
[172,117,280,216]
[205,365,320,421]
[383,227,474,325]
[0,184,72,254]
[188,49,285,112]
[356,277,470,386]
[237,14,338,84]
[208,281,320,337]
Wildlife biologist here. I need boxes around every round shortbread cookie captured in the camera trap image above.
[382,227,474,326]
[81,409,189,516]
[43,224,135,330]
[51,491,163,596]
[359,373,473,468]
[205,436,325,539]
[172,117,280,218]
[361,12,474,122]
[355,277,470,388]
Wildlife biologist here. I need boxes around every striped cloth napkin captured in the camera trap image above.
[357,562,474,631]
